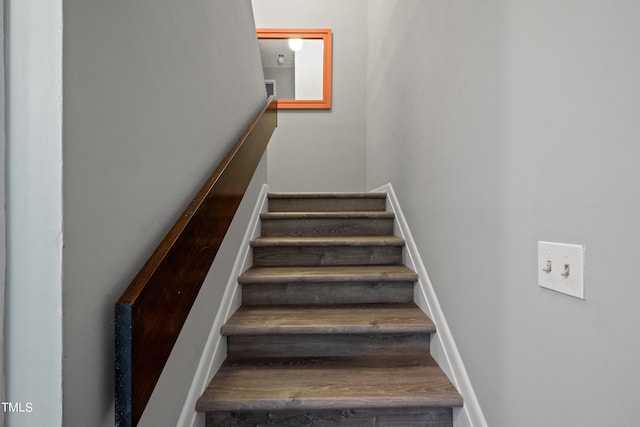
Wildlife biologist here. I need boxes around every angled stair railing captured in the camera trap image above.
[115,97,277,427]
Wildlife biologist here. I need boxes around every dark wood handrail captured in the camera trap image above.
[115,97,277,427]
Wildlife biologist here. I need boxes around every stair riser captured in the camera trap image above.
[242,282,414,305]
[269,197,386,213]
[252,246,403,267]
[207,407,453,427]
[227,333,430,358]
[260,218,394,237]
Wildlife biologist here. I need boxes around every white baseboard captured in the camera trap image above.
[176,183,269,427]
[372,183,487,427]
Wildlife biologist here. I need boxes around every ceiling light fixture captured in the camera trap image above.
[288,38,303,52]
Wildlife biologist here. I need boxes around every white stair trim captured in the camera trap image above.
[373,183,488,427]
[176,183,269,427]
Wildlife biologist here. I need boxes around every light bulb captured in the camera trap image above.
[288,38,303,52]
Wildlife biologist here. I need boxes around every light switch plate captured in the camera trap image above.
[538,241,585,299]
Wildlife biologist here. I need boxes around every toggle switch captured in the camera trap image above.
[538,241,585,299]
[560,263,570,277]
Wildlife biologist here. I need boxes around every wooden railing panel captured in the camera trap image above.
[115,97,277,427]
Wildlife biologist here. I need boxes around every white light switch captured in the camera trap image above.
[538,241,585,299]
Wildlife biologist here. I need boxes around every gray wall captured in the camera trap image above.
[367,1,640,426]
[252,0,367,192]
[62,1,266,425]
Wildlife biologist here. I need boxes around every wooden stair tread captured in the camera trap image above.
[239,265,418,284]
[268,193,387,213]
[261,211,395,219]
[221,303,435,335]
[251,235,405,247]
[269,192,388,200]
[196,355,463,411]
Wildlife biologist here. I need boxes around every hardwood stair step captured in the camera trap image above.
[227,332,431,358]
[240,265,418,305]
[205,407,454,427]
[251,236,405,267]
[221,303,435,336]
[242,281,414,305]
[196,355,463,412]
[251,236,406,247]
[268,192,387,212]
[238,265,419,284]
[261,211,396,219]
[260,211,395,237]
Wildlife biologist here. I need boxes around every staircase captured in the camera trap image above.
[196,192,463,426]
